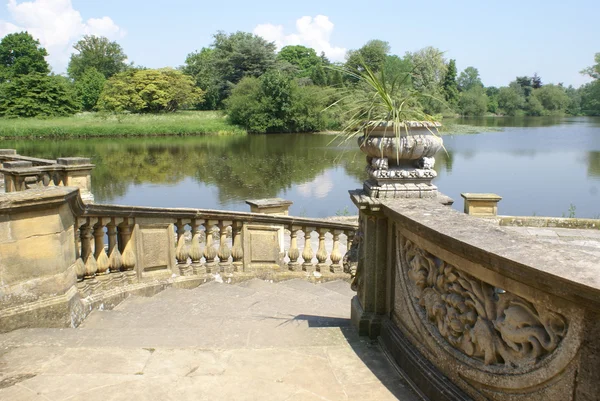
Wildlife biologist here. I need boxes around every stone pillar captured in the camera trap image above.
[461,193,502,216]
[245,198,292,258]
[57,157,95,203]
[0,187,83,332]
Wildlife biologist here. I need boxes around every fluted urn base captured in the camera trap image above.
[358,122,442,199]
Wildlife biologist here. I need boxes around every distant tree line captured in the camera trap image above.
[1,30,599,130]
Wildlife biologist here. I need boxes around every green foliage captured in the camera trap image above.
[212,31,276,87]
[565,86,582,115]
[532,84,570,114]
[458,86,488,116]
[0,111,245,138]
[74,68,106,111]
[225,71,330,133]
[580,53,600,80]
[182,48,220,110]
[0,32,49,81]
[486,87,500,113]
[277,45,322,76]
[345,40,390,73]
[525,94,544,116]
[330,63,437,142]
[310,64,327,86]
[457,66,483,92]
[442,59,459,105]
[580,80,600,116]
[498,86,525,115]
[0,73,79,117]
[185,31,276,109]
[407,47,447,114]
[68,35,129,80]
[98,68,203,113]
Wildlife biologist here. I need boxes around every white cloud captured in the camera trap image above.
[254,15,346,62]
[0,0,125,72]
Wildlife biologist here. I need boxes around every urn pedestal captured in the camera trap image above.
[358,122,443,199]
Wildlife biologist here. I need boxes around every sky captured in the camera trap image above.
[0,0,598,88]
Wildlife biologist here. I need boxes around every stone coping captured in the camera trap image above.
[87,202,358,231]
[381,198,600,310]
[245,198,293,208]
[460,192,502,201]
[498,215,600,230]
[0,187,358,232]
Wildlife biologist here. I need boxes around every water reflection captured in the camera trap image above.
[3,117,600,218]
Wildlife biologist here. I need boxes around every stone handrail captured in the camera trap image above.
[351,194,600,401]
[0,149,94,202]
[0,187,357,333]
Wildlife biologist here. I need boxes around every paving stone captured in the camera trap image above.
[0,279,420,401]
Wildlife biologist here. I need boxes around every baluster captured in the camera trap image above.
[287,225,300,271]
[204,220,218,273]
[94,219,109,276]
[330,230,343,273]
[80,219,97,280]
[119,219,137,283]
[231,221,244,272]
[302,227,315,273]
[175,219,190,275]
[218,221,232,274]
[74,220,85,282]
[345,230,356,274]
[189,219,205,275]
[316,228,329,273]
[107,218,123,275]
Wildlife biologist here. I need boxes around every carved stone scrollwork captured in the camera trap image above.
[400,237,567,367]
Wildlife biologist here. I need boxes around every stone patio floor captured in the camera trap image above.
[0,279,420,401]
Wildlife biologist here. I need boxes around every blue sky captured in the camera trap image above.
[1,0,598,87]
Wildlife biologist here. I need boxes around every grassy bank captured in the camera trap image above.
[0,111,247,139]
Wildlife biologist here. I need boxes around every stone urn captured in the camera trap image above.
[358,121,443,199]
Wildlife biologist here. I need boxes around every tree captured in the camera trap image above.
[183,48,220,109]
[581,53,600,80]
[458,86,488,116]
[533,84,569,114]
[532,73,542,89]
[457,67,483,92]
[345,40,390,73]
[486,86,500,113]
[277,45,321,77]
[442,59,458,106]
[383,55,413,87]
[565,85,582,115]
[310,64,327,86]
[514,76,534,97]
[0,73,79,117]
[212,31,276,85]
[0,32,49,81]
[67,35,128,80]
[498,86,525,115]
[407,47,447,113]
[580,81,600,116]
[187,31,276,107]
[98,68,203,113]
[74,67,106,111]
[226,71,329,133]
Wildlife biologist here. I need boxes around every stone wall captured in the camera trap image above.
[0,188,357,333]
[0,188,84,331]
[351,196,600,401]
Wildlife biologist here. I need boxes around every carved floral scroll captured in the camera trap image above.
[399,237,567,367]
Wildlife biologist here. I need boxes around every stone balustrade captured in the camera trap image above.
[350,191,600,401]
[0,187,357,332]
[0,149,94,202]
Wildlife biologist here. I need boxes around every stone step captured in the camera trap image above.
[320,279,356,298]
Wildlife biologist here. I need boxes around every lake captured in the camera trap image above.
[3,116,600,218]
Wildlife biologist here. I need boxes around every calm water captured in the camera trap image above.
[4,116,600,218]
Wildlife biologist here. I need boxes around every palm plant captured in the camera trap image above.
[327,62,442,144]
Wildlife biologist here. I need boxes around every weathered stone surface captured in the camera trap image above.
[245,198,293,216]
[0,280,417,401]
[461,192,502,216]
[353,196,600,400]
